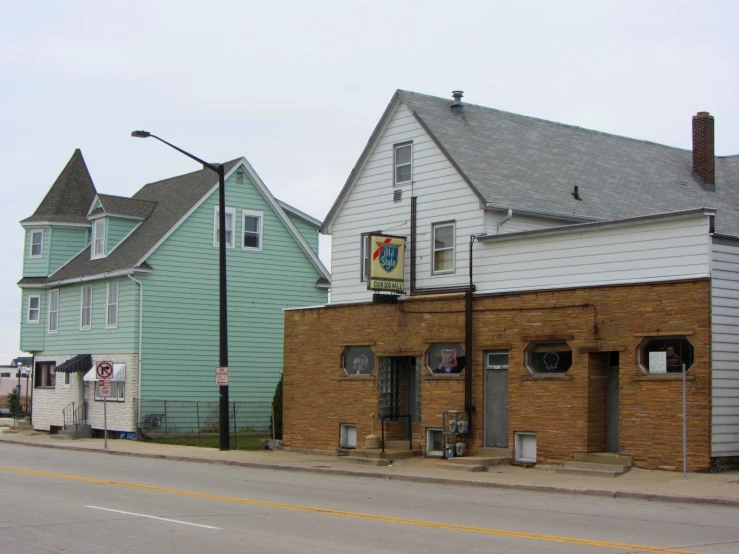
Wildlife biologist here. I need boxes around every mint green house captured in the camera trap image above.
[19,150,329,434]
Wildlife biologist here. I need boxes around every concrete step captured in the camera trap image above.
[573,452,633,467]
[555,467,623,478]
[477,447,512,457]
[338,457,390,467]
[383,440,417,450]
[446,456,511,466]
[50,434,73,440]
[439,463,486,472]
[561,461,629,474]
[349,448,419,461]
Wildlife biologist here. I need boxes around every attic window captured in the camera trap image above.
[394,143,412,185]
[92,219,106,258]
[236,170,244,184]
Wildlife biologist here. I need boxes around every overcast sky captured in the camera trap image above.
[1,0,737,363]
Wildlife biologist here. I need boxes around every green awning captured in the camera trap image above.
[55,354,92,374]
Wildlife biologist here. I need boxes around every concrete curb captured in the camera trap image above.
[3,439,738,507]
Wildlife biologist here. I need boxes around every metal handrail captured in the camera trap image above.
[75,403,87,429]
[62,401,76,429]
[380,414,412,453]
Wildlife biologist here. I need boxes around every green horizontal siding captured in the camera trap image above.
[28,278,138,355]
[19,290,46,352]
[107,217,139,253]
[49,227,89,274]
[140,170,327,403]
[286,213,319,255]
[22,228,49,277]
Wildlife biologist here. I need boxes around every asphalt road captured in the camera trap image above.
[1,445,738,554]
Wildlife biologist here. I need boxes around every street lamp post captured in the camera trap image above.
[16,362,22,421]
[131,131,229,451]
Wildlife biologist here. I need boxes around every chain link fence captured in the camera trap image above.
[138,399,273,448]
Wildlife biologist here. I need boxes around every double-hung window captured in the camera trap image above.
[394,142,413,185]
[242,210,263,251]
[30,230,44,258]
[107,282,119,328]
[92,219,106,258]
[432,222,455,273]
[27,296,40,324]
[214,207,236,248]
[80,285,92,330]
[48,289,59,333]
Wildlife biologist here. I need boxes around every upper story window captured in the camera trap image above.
[360,234,370,282]
[242,210,263,251]
[638,336,694,374]
[27,295,40,324]
[432,222,455,274]
[214,207,236,248]
[394,142,413,185]
[92,219,106,258]
[107,282,119,328]
[30,230,44,258]
[80,285,92,330]
[48,289,59,334]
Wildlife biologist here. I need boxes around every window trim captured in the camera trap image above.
[342,345,376,376]
[30,229,44,258]
[48,289,59,334]
[637,336,695,375]
[360,234,370,282]
[80,285,93,330]
[213,206,236,249]
[106,282,119,329]
[63,371,71,388]
[241,209,264,251]
[27,295,41,324]
[393,142,413,186]
[524,340,573,375]
[431,221,456,275]
[485,350,510,370]
[92,218,106,259]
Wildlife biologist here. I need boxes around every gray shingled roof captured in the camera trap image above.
[46,159,241,283]
[92,194,157,219]
[397,90,739,236]
[21,149,97,225]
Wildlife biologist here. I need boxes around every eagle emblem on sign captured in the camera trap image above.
[379,244,399,272]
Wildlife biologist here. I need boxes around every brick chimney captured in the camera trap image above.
[692,111,715,186]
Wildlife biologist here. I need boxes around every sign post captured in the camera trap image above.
[96,362,113,450]
[682,363,687,480]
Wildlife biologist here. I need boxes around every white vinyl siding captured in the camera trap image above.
[473,215,712,293]
[213,207,236,248]
[242,210,263,251]
[711,239,739,457]
[485,210,569,235]
[27,295,40,324]
[92,219,106,258]
[48,289,59,333]
[30,230,44,258]
[80,285,92,330]
[107,282,119,328]
[330,101,483,303]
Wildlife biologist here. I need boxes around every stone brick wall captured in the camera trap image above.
[284,279,712,470]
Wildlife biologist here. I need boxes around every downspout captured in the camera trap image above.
[497,209,513,234]
[465,235,478,421]
[127,274,143,435]
[410,197,417,292]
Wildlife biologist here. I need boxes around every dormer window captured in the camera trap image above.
[30,230,44,258]
[394,142,413,185]
[92,219,106,258]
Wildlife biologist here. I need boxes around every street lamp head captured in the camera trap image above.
[131,130,151,138]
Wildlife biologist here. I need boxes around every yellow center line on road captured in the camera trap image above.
[0,465,703,553]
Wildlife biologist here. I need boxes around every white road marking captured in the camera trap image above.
[85,505,221,530]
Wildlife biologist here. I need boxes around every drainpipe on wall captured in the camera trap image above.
[127,274,144,435]
[497,209,513,234]
[465,235,479,422]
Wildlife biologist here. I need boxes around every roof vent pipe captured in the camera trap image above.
[451,90,464,114]
[692,111,715,186]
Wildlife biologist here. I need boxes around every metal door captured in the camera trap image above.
[484,352,509,448]
[607,364,620,452]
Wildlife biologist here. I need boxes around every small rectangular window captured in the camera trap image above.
[80,285,92,330]
[30,230,44,258]
[48,289,59,333]
[27,296,40,324]
[432,222,455,274]
[242,210,263,251]
[107,282,119,328]
[394,143,413,185]
[34,361,56,388]
[360,234,370,282]
[92,219,106,258]
[63,372,71,387]
[214,207,236,248]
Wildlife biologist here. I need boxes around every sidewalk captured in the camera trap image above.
[2,425,738,507]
